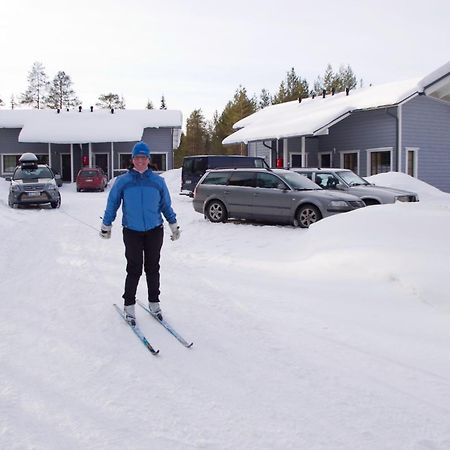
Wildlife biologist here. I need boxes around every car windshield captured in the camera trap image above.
[338,171,370,186]
[278,172,322,190]
[80,170,99,177]
[13,167,53,180]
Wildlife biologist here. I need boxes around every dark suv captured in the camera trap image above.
[193,168,365,227]
[181,155,269,195]
[7,153,61,208]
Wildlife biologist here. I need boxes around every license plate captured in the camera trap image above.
[27,191,41,197]
[85,179,93,182]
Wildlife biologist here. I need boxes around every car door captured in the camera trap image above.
[253,173,293,221]
[225,171,256,219]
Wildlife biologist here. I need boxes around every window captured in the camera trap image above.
[256,173,286,189]
[368,149,392,175]
[228,172,256,187]
[119,153,132,170]
[2,155,20,173]
[319,152,332,167]
[315,173,339,189]
[341,152,359,173]
[405,148,418,177]
[151,154,167,171]
[203,172,230,185]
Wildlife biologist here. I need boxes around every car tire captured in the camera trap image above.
[205,200,228,223]
[77,188,81,192]
[8,196,15,209]
[51,194,61,209]
[296,204,322,228]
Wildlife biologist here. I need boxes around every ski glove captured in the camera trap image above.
[169,222,181,241]
[99,224,112,239]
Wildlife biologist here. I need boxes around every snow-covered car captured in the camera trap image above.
[193,168,366,228]
[6,153,61,209]
[294,168,419,206]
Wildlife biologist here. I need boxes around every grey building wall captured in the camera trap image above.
[402,95,450,192]
[142,127,174,170]
[316,108,398,176]
[0,128,48,157]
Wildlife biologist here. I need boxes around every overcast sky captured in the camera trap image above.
[0,0,449,122]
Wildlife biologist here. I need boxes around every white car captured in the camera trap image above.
[294,168,419,206]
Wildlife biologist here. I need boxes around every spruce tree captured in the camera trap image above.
[20,61,50,109]
[0,97,4,107]
[96,93,125,109]
[47,71,80,109]
[259,88,272,109]
[146,99,154,109]
[273,68,309,104]
[10,94,16,109]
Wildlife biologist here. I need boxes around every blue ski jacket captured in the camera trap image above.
[102,169,177,231]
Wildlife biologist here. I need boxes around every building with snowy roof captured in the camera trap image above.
[223,62,450,192]
[0,107,182,181]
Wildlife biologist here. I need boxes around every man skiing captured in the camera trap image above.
[100,141,180,325]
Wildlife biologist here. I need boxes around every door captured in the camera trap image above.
[94,153,109,178]
[225,171,256,219]
[61,154,71,181]
[253,173,292,220]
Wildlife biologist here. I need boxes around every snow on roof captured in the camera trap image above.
[0,109,182,144]
[223,61,450,145]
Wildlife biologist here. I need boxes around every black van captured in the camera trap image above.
[181,155,269,194]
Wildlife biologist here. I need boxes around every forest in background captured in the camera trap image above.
[0,62,359,168]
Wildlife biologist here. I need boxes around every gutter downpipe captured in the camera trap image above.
[283,138,288,168]
[89,142,93,167]
[48,143,52,168]
[111,142,114,179]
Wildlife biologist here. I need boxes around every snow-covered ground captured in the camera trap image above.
[1,170,449,450]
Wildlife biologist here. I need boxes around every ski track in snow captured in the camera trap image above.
[1,170,450,450]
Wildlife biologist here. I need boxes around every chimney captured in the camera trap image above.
[322,89,326,98]
[57,109,60,114]
[111,108,114,114]
[345,87,350,96]
[78,106,82,112]
[332,88,335,96]
[298,97,302,103]
[90,106,93,112]
[312,93,316,99]
[66,108,69,112]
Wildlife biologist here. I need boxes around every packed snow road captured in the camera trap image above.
[1,170,450,450]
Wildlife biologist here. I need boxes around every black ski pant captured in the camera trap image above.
[122,226,164,306]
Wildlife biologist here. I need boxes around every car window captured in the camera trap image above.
[80,170,99,177]
[202,172,230,185]
[296,172,313,180]
[228,172,256,187]
[256,173,286,189]
[277,172,320,190]
[337,171,369,186]
[316,173,339,189]
[13,167,53,180]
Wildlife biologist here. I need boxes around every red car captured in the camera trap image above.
[76,167,108,192]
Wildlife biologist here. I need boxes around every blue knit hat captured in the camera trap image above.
[131,141,151,158]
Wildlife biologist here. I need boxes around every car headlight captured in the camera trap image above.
[395,195,411,202]
[11,183,21,192]
[328,200,348,208]
[46,183,58,190]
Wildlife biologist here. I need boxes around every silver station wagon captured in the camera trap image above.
[294,168,419,205]
[193,168,365,227]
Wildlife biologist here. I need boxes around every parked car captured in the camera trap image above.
[6,153,61,209]
[193,168,365,227]
[76,167,108,192]
[50,168,63,187]
[181,155,269,196]
[294,168,419,205]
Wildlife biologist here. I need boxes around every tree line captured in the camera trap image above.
[175,63,358,167]
[0,61,167,111]
[0,61,359,167]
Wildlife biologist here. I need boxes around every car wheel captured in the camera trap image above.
[8,196,15,208]
[205,200,228,223]
[51,194,61,209]
[296,204,322,228]
[77,188,81,192]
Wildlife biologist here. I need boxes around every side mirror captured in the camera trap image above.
[335,183,346,190]
[5,177,11,182]
[277,182,287,190]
